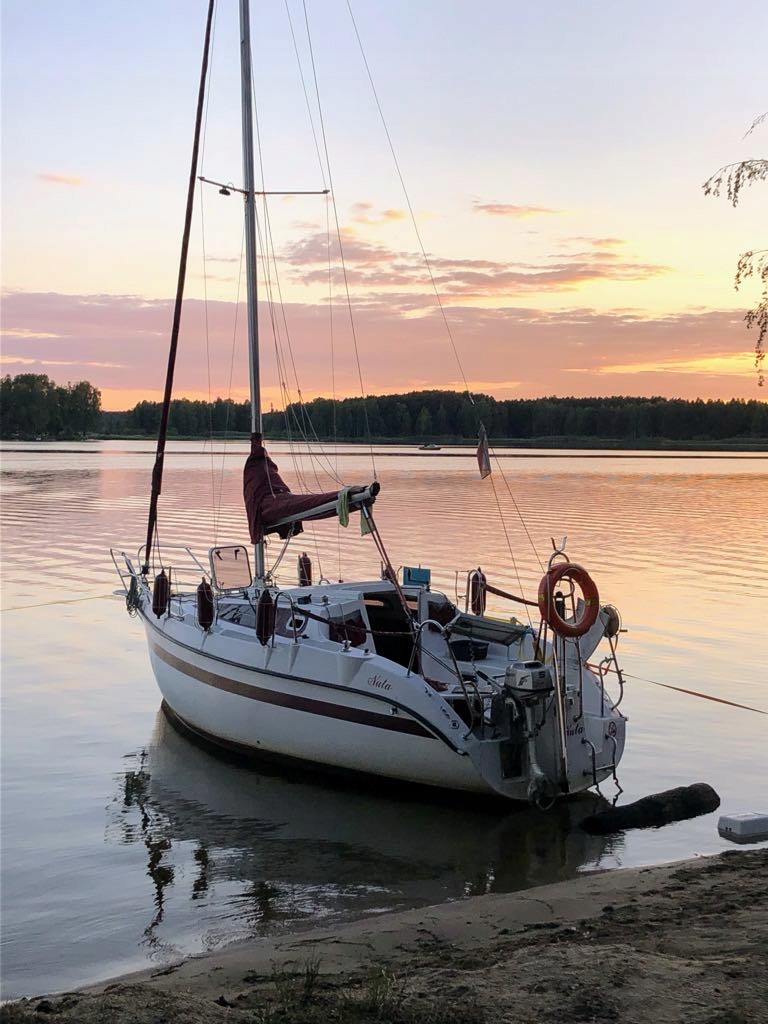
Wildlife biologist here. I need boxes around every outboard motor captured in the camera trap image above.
[505,660,554,698]
[196,577,214,631]
[152,570,170,618]
[504,661,557,801]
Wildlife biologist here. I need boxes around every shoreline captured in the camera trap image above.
[4,848,766,1023]
[3,435,768,453]
[3,439,768,456]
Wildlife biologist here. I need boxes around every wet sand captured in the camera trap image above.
[3,848,766,1023]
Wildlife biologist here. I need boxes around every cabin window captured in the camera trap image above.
[209,545,252,591]
[328,610,368,648]
[274,607,307,638]
[425,597,458,630]
[362,591,416,667]
[218,601,255,628]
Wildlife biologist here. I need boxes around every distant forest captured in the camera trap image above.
[1,374,101,439]
[2,373,767,446]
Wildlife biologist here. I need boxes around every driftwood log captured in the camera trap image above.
[580,783,720,835]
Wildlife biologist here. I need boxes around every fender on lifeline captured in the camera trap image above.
[469,567,487,616]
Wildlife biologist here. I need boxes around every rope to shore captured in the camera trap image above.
[589,662,767,716]
[624,671,767,716]
[1,593,118,613]
[5,593,764,717]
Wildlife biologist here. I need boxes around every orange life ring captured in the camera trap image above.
[537,562,600,638]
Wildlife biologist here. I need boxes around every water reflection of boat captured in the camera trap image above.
[107,709,620,951]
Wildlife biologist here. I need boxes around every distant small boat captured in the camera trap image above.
[419,442,441,450]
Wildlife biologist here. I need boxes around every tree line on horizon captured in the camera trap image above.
[1,373,102,439]
[2,373,767,443]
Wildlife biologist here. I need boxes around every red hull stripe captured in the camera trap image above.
[151,641,435,739]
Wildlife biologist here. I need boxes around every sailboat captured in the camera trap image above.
[112,0,627,805]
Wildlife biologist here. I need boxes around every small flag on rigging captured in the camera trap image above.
[476,425,492,479]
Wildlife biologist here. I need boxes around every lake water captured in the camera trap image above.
[1,440,767,999]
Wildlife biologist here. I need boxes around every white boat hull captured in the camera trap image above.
[144,616,492,794]
[134,579,626,803]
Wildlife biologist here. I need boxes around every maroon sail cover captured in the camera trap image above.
[243,434,339,542]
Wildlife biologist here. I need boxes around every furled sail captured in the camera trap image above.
[243,434,378,542]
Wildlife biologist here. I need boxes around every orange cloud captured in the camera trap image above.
[282,230,669,299]
[38,173,83,186]
[0,353,125,370]
[3,291,762,408]
[594,353,755,377]
[190,273,237,283]
[1,327,63,339]
[563,237,626,248]
[473,201,562,218]
[350,202,407,225]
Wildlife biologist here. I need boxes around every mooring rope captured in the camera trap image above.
[588,662,767,716]
[11,590,762,717]
[625,672,767,716]
[1,594,118,612]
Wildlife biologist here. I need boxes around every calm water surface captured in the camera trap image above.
[1,441,767,998]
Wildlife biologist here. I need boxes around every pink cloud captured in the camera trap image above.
[283,230,399,268]
[473,201,562,218]
[280,230,668,298]
[1,290,760,407]
[562,236,626,248]
[350,202,407,224]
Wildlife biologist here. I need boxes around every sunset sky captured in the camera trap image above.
[2,0,767,411]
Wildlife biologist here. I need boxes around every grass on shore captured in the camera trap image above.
[0,960,485,1024]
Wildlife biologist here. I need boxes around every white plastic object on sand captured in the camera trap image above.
[717,812,768,844]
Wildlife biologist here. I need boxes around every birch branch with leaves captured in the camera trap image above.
[703,114,767,385]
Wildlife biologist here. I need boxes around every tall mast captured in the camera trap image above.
[239,0,265,579]
[239,0,261,432]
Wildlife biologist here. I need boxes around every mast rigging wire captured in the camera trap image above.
[344,0,473,406]
[142,0,216,575]
[345,0,542,572]
[196,2,222,540]
[283,1,343,571]
[301,0,378,479]
[248,55,344,492]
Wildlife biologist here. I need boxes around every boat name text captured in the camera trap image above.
[367,674,392,691]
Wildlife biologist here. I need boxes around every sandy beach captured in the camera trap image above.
[2,847,766,1023]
